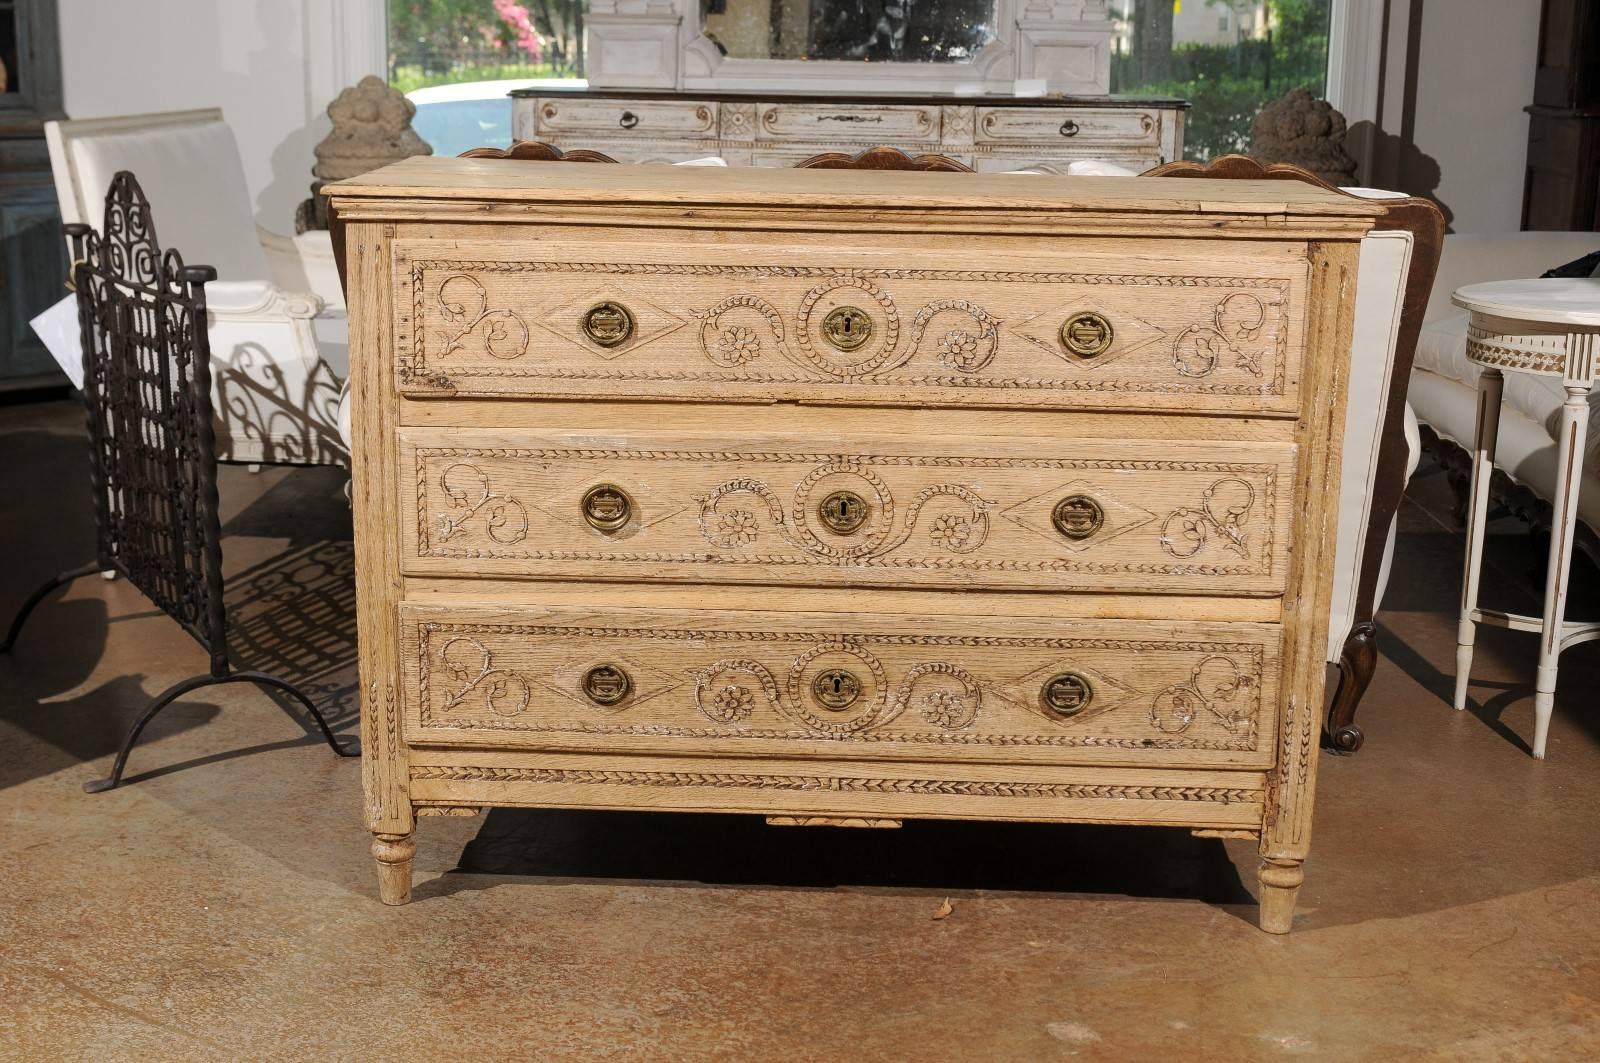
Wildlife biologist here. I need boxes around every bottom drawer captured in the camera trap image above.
[400,600,1282,769]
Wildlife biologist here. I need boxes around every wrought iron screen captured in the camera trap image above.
[66,171,229,674]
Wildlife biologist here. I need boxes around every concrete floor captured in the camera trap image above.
[2,398,1599,1061]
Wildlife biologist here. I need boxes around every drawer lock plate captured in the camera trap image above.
[812,669,862,711]
[822,306,873,352]
[818,490,869,535]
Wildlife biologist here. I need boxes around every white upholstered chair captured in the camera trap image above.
[45,109,349,467]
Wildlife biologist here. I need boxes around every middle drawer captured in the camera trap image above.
[400,427,1296,595]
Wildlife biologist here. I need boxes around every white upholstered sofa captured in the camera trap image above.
[46,109,349,467]
[1410,231,1600,536]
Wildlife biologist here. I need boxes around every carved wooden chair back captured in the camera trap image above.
[795,146,975,172]
[458,142,620,163]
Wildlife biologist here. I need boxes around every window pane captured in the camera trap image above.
[1110,1,1332,161]
[702,0,997,63]
[388,1,589,156]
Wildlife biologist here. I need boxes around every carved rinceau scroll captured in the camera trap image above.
[697,461,993,560]
[436,274,529,361]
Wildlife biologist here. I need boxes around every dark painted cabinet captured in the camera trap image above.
[0,0,66,391]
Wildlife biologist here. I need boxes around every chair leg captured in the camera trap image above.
[1326,621,1377,752]
[1454,369,1504,711]
[0,562,104,654]
[84,670,356,793]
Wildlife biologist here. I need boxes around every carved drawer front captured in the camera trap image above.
[534,97,717,137]
[392,238,1309,414]
[399,428,1295,594]
[399,602,1284,769]
[754,102,940,143]
[973,107,1162,146]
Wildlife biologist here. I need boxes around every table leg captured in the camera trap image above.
[1532,386,1589,758]
[1454,368,1504,710]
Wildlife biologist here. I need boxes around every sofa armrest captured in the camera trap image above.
[205,279,322,321]
[258,225,347,312]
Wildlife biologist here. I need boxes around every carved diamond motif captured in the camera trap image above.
[1009,300,1167,369]
[538,652,685,713]
[526,469,688,532]
[535,285,689,360]
[1000,478,1156,553]
[992,661,1138,723]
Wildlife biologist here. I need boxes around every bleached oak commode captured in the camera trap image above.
[329,157,1378,932]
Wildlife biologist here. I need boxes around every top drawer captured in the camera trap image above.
[974,107,1162,147]
[533,97,717,138]
[392,235,1311,415]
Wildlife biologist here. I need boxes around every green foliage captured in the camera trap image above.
[387,0,585,81]
[1112,0,1331,160]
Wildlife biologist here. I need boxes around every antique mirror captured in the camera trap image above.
[585,0,1114,95]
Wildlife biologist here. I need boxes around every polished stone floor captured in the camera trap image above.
[2,399,1598,1060]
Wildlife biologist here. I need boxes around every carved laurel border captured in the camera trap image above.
[414,621,1267,751]
[408,764,1261,805]
[397,261,1292,396]
[411,448,1280,579]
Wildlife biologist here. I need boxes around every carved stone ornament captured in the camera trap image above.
[299,75,432,232]
[1249,88,1358,188]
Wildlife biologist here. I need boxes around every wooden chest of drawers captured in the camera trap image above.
[330,158,1378,932]
[509,88,1187,174]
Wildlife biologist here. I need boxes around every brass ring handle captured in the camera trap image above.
[581,483,632,532]
[812,668,862,710]
[1059,119,1080,137]
[1041,672,1092,717]
[582,663,632,705]
[1060,311,1114,358]
[1052,495,1104,540]
[581,301,634,347]
[619,110,639,129]
[818,490,869,535]
[821,306,872,352]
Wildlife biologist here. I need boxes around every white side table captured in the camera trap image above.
[1452,278,1600,758]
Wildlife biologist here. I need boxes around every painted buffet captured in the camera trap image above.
[329,157,1378,932]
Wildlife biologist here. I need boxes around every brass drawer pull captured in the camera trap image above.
[1052,494,1104,540]
[581,483,632,532]
[1060,311,1113,358]
[618,110,639,129]
[1059,119,1080,137]
[822,305,872,351]
[582,664,632,705]
[581,301,634,347]
[1041,672,1092,717]
[818,490,869,534]
[812,668,862,710]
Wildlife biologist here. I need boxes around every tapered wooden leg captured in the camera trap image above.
[1257,858,1304,934]
[1531,386,1589,759]
[1454,368,1504,710]
[372,832,416,905]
